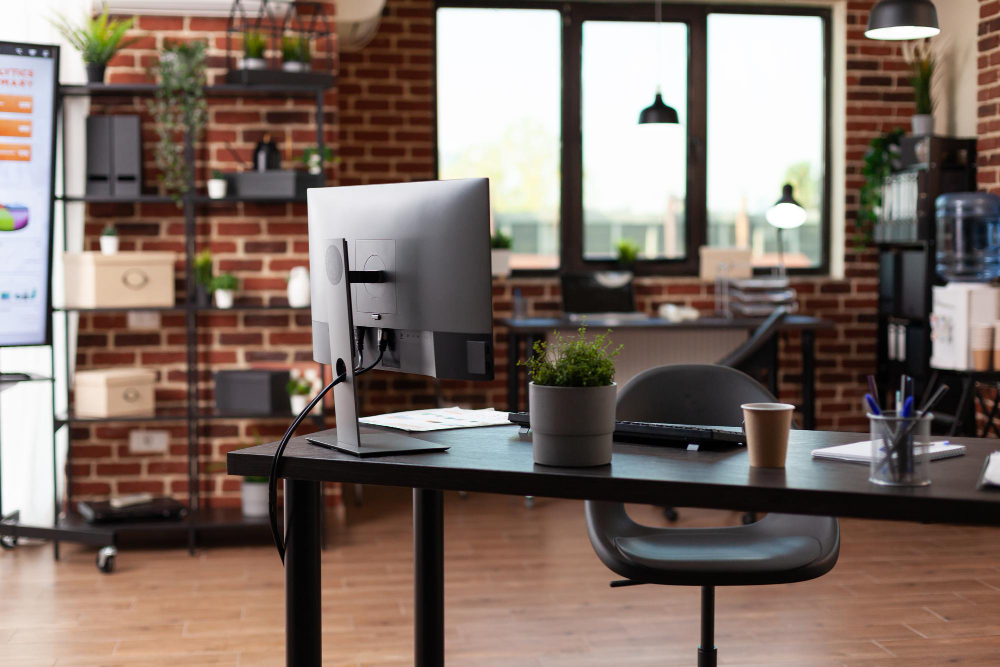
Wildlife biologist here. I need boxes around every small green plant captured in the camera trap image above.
[101,223,117,237]
[210,273,238,292]
[906,40,936,115]
[281,35,311,63]
[522,326,621,388]
[245,475,269,483]
[286,376,312,396]
[490,229,512,250]
[299,146,334,166]
[856,128,905,247]
[193,250,213,288]
[615,239,640,267]
[51,4,139,65]
[244,30,268,59]
[211,169,224,180]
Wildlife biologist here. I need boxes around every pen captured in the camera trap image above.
[865,393,881,416]
[867,375,881,412]
[902,396,914,418]
[895,390,902,415]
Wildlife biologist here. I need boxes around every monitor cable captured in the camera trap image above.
[269,330,388,563]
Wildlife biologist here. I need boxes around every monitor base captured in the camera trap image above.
[305,431,450,457]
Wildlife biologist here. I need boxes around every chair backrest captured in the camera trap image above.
[616,364,778,427]
[716,307,787,369]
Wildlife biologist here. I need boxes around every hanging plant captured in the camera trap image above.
[148,40,208,205]
[855,128,904,248]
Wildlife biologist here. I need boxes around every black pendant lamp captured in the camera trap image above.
[865,0,940,41]
[638,0,679,125]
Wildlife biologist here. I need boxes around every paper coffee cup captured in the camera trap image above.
[742,403,794,468]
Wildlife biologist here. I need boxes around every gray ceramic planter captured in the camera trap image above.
[529,382,616,467]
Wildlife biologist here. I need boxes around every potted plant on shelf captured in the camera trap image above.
[287,266,311,308]
[210,273,238,309]
[241,474,269,517]
[286,374,313,414]
[300,146,334,176]
[193,249,213,308]
[491,229,513,279]
[99,224,119,255]
[281,35,311,72]
[207,170,227,200]
[522,326,621,467]
[905,40,936,136]
[243,30,268,70]
[52,4,139,83]
[615,239,640,271]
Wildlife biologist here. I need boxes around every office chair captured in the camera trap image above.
[586,364,840,667]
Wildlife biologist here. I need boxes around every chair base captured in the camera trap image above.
[698,646,718,667]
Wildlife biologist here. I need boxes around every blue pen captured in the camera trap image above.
[865,393,881,416]
[902,396,914,418]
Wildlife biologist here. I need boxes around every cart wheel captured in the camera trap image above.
[0,535,16,550]
[96,546,117,574]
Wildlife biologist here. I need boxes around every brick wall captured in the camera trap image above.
[980,1,1000,190]
[73,0,919,506]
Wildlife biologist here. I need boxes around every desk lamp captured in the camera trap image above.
[765,183,807,275]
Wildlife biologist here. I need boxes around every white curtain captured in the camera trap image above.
[0,0,87,526]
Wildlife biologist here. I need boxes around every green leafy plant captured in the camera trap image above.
[522,326,621,388]
[299,146,334,166]
[193,249,213,288]
[211,169,224,180]
[286,376,312,396]
[615,239,640,267]
[101,223,117,237]
[210,273,238,292]
[490,230,512,250]
[906,40,936,115]
[281,35,311,63]
[856,128,904,247]
[244,30,268,59]
[148,41,208,205]
[51,4,139,65]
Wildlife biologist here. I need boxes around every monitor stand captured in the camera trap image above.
[304,238,450,458]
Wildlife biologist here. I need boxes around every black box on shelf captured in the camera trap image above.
[85,114,142,197]
[214,370,291,416]
[226,170,324,199]
[223,68,334,88]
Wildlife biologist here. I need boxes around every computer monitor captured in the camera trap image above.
[304,178,495,456]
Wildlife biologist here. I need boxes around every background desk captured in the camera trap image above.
[500,315,833,430]
[230,426,1000,666]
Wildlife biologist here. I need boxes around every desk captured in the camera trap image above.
[228,426,1000,666]
[500,315,834,429]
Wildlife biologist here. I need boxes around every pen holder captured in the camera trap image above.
[868,411,932,487]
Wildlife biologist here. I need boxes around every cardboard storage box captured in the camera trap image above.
[63,251,176,308]
[75,368,157,418]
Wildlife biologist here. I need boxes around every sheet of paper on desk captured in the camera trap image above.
[812,440,964,463]
[980,452,1000,488]
[359,407,512,432]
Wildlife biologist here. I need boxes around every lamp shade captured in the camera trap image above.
[865,0,939,41]
[638,92,679,125]
[766,184,807,230]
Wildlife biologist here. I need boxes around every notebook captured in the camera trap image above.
[812,440,965,464]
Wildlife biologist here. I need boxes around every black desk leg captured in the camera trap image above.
[802,329,816,430]
[507,332,521,413]
[285,479,322,667]
[414,488,444,666]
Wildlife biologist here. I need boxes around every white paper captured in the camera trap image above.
[982,453,1000,487]
[812,440,964,464]
[359,407,512,432]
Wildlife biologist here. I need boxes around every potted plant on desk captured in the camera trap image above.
[523,326,621,467]
[491,229,513,278]
[210,273,238,309]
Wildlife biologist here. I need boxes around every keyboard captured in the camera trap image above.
[507,412,745,448]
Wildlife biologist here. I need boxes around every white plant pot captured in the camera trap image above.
[207,178,227,199]
[287,266,311,307]
[491,248,512,278]
[911,114,934,136]
[214,289,235,309]
[99,236,119,256]
[282,61,309,72]
[290,393,311,415]
[528,383,617,467]
[241,481,269,518]
[243,57,266,70]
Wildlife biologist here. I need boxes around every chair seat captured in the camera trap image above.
[614,530,822,575]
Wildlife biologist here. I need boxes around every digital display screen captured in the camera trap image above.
[0,42,57,346]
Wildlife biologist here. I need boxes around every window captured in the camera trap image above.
[436,8,562,270]
[436,4,831,274]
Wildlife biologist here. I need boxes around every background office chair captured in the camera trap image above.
[586,364,839,667]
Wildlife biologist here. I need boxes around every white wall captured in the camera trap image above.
[935,0,978,138]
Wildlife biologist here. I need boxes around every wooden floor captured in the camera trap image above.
[2,488,1000,666]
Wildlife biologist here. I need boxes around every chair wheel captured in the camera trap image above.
[96,546,117,574]
[663,507,679,522]
[741,512,758,525]
[0,535,16,550]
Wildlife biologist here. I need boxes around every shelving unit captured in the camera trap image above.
[0,80,333,570]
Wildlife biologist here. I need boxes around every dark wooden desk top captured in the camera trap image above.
[229,426,1000,526]
[498,315,834,332]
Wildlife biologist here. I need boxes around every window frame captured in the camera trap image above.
[434,1,833,277]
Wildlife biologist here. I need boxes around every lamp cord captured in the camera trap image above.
[655,0,662,93]
[269,333,389,564]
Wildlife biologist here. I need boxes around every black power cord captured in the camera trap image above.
[269,330,389,563]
